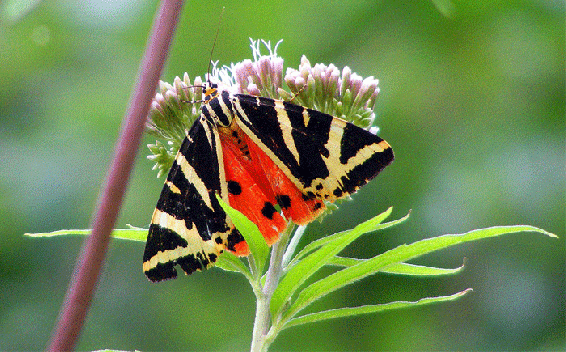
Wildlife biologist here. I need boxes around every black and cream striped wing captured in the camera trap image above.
[233,94,394,203]
[143,117,243,282]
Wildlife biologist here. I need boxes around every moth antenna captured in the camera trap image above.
[206,7,226,87]
[182,84,207,91]
[180,84,208,104]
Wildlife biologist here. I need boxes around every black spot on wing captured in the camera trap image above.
[227,180,242,195]
[276,194,291,209]
[261,202,277,219]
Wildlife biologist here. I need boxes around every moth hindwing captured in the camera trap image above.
[143,84,394,282]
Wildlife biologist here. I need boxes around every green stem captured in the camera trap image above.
[250,223,294,352]
[250,288,269,352]
[282,225,306,269]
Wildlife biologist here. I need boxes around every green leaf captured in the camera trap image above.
[328,257,466,276]
[286,229,344,268]
[281,225,555,325]
[216,195,269,275]
[25,227,148,242]
[215,251,252,280]
[270,207,399,320]
[381,261,465,276]
[284,288,472,329]
[287,209,410,270]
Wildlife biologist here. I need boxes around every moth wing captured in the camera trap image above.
[233,95,394,203]
[143,118,245,282]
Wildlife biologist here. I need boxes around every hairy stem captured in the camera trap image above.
[250,224,294,352]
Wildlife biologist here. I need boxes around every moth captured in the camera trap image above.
[143,82,394,282]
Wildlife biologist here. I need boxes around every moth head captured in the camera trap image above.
[203,80,219,103]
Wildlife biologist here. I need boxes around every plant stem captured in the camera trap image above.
[250,285,269,352]
[46,1,184,351]
[282,225,306,268]
[250,224,294,352]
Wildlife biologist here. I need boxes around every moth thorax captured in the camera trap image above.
[205,90,233,127]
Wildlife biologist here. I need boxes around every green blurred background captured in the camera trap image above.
[1,0,563,350]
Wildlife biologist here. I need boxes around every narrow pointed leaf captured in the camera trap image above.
[286,230,344,268]
[328,257,465,276]
[284,288,472,329]
[287,210,410,270]
[216,195,269,274]
[283,225,555,323]
[25,228,148,242]
[270,207,395,319]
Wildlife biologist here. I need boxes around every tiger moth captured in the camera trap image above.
[143,44,394,282]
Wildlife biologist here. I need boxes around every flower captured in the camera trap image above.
[285,57,379,128]
[147,39,382,176]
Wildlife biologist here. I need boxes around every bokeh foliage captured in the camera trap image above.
[0,0,563,350]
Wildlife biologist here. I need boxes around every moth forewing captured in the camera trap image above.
[231,93,394,202]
